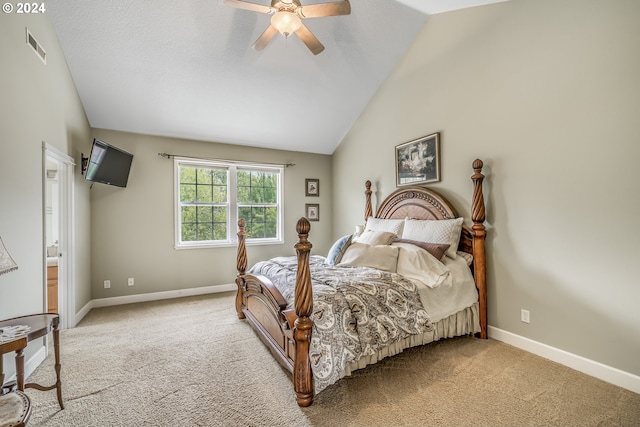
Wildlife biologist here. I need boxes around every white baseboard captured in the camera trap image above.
[488,326,640,395]
[26,346,47,380]
[74,284,236,326]
[73,301,93,328]
[5,345,47,385]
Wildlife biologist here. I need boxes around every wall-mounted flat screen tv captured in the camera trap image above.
[85,139,133,187]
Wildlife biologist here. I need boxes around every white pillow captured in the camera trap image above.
[403,217,464,259]
[338,243,399,272]
[393,242,450,288]
[353,230,396,246]
[364,217,405,237]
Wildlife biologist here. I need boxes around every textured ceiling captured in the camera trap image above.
[47,0,506,155]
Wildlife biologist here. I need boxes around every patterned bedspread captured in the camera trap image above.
[248,255,435,394]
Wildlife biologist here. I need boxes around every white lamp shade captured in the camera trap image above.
[271,11,302,36]
[0,236,18,276]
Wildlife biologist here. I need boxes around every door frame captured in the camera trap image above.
[43,142,75,329]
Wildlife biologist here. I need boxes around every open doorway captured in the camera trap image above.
[44,157,60,313]
[43,143,75,329]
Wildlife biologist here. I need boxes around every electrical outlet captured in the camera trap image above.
[104,280,111,289]
[521,309,530,323]
[128,277,134,286]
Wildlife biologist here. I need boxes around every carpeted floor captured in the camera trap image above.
[24,292,640,426]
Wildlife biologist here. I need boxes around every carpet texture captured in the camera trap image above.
[24,292,640,426]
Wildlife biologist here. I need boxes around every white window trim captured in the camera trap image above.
[174,157,284,249]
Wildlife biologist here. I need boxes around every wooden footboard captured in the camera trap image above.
[236,159,487,407]
[235,218,315,407]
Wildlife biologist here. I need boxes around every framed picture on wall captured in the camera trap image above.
[395,132,440,186]
[305,204,320,221]
[305,179,319,196]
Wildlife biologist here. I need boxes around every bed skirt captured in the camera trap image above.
[343,302,480,376]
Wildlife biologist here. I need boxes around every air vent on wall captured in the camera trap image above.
[26,28,46,64]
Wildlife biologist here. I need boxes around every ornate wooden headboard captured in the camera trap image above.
[362,159,487,338]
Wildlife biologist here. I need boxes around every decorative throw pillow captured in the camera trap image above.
[393,242,450,288]
[403,217,464,259]
[363,216,405,237]
[392,238,450,261]
[325,235,353,265]
[338,243,400,272]
[353,230,396,246]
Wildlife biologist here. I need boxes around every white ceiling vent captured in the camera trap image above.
[26,28,46,64]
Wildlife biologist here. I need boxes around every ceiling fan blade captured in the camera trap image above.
[252,25,279,51]
[224,0,273,14]
[299,1,351,18]
[295,24,325,55]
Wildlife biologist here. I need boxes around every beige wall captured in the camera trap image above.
[88,129,332,298]
[333,0,640,376]
[0,13,91,372]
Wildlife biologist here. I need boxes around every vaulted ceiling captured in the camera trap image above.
[47,0,506,155]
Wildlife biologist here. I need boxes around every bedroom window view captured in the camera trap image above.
[175,159,283,247]
[237,169,279,240]
[179,165,228,242]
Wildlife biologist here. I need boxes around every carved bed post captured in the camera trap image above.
[235,219,247,320]
[364,180,372,222]
[293,217,314,407]
[471,159,488,339]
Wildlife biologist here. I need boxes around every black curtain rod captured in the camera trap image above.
[157,152,295,168]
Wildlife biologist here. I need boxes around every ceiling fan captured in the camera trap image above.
[224,0,351,55]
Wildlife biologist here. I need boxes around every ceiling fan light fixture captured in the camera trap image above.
[271,11,302,37]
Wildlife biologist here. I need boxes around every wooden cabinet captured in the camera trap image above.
[47,265,58,313]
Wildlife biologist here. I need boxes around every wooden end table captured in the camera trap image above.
[0,336,31,427]
[0,336,27,391]
[0,314,64,410]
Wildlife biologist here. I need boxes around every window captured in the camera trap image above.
[175,158,283,248]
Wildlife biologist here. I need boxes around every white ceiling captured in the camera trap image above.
[47,0,506,155]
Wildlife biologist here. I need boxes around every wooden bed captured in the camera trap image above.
[235,159,487,407]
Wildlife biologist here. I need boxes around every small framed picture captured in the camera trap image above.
[395,132,440,186]
[305,179,319,196]
[305,204,320,221]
